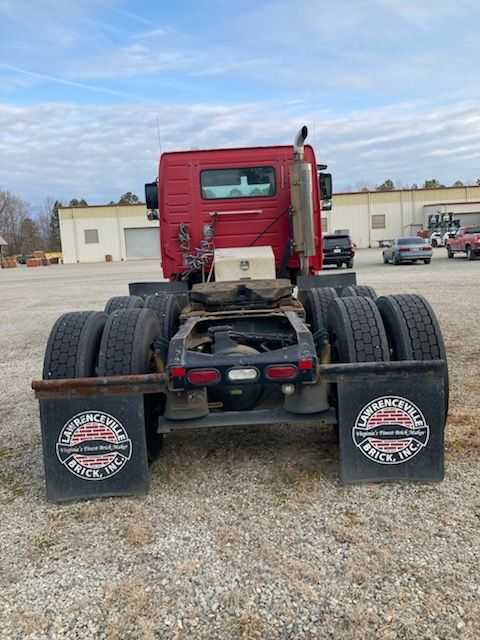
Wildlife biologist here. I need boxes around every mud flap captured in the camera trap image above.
[38,394,149,502]
[331,361,446,483]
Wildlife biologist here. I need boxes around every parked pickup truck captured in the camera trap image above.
[446,226,480,260]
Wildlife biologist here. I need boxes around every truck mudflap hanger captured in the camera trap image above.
[32,358,446,502]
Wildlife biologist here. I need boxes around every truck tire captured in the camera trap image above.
[327,297,390,363]
[97,308,164,461]
[144,293,183,360]
[144,293,182,335]
[104,295,143,314]
[303,287,338,336]
[43,311,108,379]
[376,294,448,419]
[341,285,377,300]
[447,246,454,259]
[466,246,475,261]
[346,259,354,269]
[97,308,161,376]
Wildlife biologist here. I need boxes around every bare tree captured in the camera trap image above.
[0,189,29,254]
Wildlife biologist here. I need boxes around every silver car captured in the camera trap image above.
[383,237,432,265]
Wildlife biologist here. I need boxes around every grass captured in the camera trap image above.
[0,468,25,501]
[446,409,480,456]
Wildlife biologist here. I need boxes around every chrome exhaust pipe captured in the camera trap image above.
[293,125,308,159]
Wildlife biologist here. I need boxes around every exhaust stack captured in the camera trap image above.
[290,125,315,274]
[293,125,308,159]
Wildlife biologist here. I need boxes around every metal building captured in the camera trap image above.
[59,185,480,262]
[329,185,480,247]
[59,204,160,263]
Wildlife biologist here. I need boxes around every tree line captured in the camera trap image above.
[0,191,140,256]
[374,178,480,191]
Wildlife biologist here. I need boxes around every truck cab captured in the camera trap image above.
[145,133,332,285]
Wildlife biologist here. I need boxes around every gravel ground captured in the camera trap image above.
[1,249,479,640]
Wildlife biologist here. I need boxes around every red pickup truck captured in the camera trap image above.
[446,226,480,260]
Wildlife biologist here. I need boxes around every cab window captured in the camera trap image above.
[201,166,275,199]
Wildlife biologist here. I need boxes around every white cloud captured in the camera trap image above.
[1,98,480,208]
[67,45,194,80]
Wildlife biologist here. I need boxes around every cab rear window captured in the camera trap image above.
[201,166,275,199]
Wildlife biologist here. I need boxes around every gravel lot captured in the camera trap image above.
[1,249,479,640]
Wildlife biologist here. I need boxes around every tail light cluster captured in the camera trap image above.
[422,245,432,251]
[169,358,314,387]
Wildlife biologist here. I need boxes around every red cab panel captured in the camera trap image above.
[158,145,323,279]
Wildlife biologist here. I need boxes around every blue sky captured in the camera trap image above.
[1,0,480,208]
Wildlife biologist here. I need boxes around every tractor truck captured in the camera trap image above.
[33,127,448,501]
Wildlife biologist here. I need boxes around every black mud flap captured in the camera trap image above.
[33,374,167,502]
[298,272,357,295]
[325,361,446,483]
[128,281,188,297]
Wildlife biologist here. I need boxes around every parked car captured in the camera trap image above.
[446,226,480,260]
[383,237,432,265]
[322,233,354,268]
[430,231,445,247]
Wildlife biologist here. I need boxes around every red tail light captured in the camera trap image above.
[298,357,314,370]
[169,367,186,378]
[265,364,298,380]
[187,368,221,385]
[422,245,432,250]
[399,247,410,252]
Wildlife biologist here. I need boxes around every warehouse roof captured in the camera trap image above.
[58,203,145,209]
[335,185,480,196]
[423,201,480,207]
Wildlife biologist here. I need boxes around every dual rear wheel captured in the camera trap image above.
[43,293,182,459]
[304,287,448,423]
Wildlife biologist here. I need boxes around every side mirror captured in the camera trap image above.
[145,181,159,218]
[319,172,332,201]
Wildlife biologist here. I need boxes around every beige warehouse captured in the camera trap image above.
[326,184,480,247]
[59,185,480,262]
[59,204,160,263]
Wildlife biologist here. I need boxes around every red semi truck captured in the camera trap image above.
[446,226,480,260]
[33,126,449,501]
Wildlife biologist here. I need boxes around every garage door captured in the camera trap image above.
[125,228,160,259]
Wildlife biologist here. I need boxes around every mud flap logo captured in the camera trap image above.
[56,411,132,480]
[353,396,429,465]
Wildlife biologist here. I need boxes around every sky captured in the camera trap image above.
[1,0,480,209]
